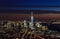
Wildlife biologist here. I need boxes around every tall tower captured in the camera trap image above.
[29,11,34,29]
[31,11,34,24]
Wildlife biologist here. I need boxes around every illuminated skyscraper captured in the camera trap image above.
[29,12,34,29]
[23,20,27,28]
[31,11,34,24]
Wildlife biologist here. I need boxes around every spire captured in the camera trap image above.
[31,11,33,16]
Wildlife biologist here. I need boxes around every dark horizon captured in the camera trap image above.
[0,10,60,14]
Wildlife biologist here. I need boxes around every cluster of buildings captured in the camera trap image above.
[0,12,60,39]
[0,12,48,31]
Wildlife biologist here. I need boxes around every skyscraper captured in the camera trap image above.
[23,20,27,28]
[29,12,34,29]
[31,11,34,24]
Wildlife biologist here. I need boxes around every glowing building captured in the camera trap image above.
[23,20,27,28]
[29,12,34,29]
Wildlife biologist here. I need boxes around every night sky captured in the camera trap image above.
[0,0,60,11]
